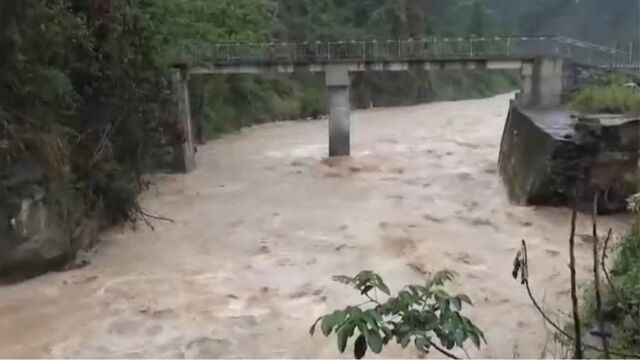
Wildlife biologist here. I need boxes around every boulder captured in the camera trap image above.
[499,102,639,213]
[0,189,69,280]
[0,163,101,281]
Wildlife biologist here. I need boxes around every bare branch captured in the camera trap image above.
[139,209,175,224]
[429,341,460,360]
[568,205,583,359]
[592,193,610,358]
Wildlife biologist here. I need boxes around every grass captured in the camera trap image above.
[572,84,640,115]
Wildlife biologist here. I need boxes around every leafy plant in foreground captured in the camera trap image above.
[310,270,485,359]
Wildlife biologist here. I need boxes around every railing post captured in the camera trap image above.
[433,37,438,57]
[470,38,474,57]
[292,42,297,62]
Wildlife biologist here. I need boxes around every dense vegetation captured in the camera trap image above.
[0,0,172,236]
[573,83,640,115]
[487,0,638,54]
[572,78,640,115]
[578,207,640,357]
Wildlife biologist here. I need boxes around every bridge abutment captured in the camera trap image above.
[518,58,564,108]
[325,65,352,157]
[171,69,196,173]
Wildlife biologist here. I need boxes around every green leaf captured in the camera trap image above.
[443,336,455,350]
[356,321,370,340]
[309,317,322,336]
[433,289,449,301]
[469,331,481,348]
[369,310,384,323]
[400,333,412,348]
[430,270,456,287]
[375,275,391,295]
[337,322,355,353]
[321,315,334,336]
[361,284,374,295]
[399,290,414,303]
[458,294,473,305]
[333,275,354,286]
[453,328,466,345]
[363,311,380,331]
[451,297,462,311]
[354,334,367,359]
[333,310,347,327]
[366,330,383,354]
[414,336,430,352]
[422,313,438,330]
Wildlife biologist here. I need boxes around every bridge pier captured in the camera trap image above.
[171,69,196,173]
[325,65,351,157]
[518,58,564,108]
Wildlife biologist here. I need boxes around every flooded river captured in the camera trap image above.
[0,93,630,358]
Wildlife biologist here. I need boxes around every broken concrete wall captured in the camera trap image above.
[499,103,639,212]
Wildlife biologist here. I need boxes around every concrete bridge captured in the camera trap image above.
[170,36,629,172]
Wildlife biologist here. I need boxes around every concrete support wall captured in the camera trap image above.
[518,58,564,108]
[325,65,351,157]
[171,69,196,173]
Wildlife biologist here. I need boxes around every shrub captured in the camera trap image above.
[572,84,640,115]
[311,270,485,359]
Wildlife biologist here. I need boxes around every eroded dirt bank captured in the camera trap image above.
[0,93,630,358]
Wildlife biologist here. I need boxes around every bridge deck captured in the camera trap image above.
[186,57,531,74]
[175,37,628,74]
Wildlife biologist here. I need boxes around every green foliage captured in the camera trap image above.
[310,270,485,359]
[572,84,640,115]
[145,0,275,66]
[0,0,172,240]
[576,197,640,357]
[611,222,640,318]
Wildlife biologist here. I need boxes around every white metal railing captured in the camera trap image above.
[175,36,628,67]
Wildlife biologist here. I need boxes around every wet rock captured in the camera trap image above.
[0,189,70,281]
[0,175,102,281]
[499,103,639,213]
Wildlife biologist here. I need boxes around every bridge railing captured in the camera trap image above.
[176,37,628,67]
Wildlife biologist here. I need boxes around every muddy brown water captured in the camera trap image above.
[0,93,630,358]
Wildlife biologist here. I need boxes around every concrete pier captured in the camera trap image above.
[171,69,196,173]
[325,65,351,157]
[518,58,564,108]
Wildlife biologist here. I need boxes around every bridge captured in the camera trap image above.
[170,36,630,172]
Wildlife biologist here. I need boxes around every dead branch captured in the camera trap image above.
[139,209,175,224]
[429,340,460,360]
[591,193,610,358]
[569,205,583,359]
